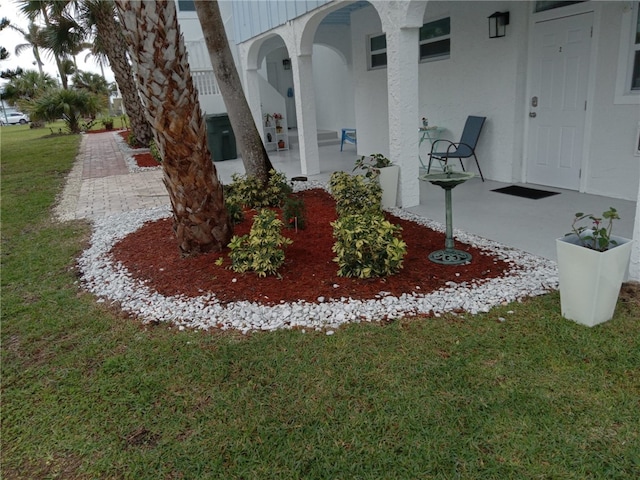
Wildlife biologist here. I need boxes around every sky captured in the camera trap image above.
[0,0,115,88]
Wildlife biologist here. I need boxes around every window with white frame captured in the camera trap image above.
[616,1,640,103]
[368,33,387,69]
[419,17,451,62]
[631,3,640,91]
[177,0,196,12]
[534,1,585,13]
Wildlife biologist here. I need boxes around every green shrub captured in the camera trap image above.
[80,119,98,132]
[101,117,115,130]
[226,170,292,209]
[31,88,102,133]
[331,213,407,278]
[228,209,293,277]
[282,196,306,230]
[149,140,162,163]
[224,193,245,225]
[264,170,292,205]
[127,131,138,148]
[329,171,382,217]
[353,153,393,179]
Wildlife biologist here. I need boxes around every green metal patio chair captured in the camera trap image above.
[427,116,486,181]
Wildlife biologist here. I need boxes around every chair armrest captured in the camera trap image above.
[430,139,454,154]
[431,141,475,158]
[446,141,474,157]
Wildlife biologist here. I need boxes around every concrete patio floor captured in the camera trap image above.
[63,130,636,263]
[216,139,636,262]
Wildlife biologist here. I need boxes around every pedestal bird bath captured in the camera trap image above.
[419,168,475,265]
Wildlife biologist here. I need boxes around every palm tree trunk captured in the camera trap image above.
[32,46,44,75]
[92,1,153,147]
[115,0,232,256]
[194,0,274,184]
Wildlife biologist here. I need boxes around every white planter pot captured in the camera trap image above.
[378,165,399,209]
[556,232,633,327]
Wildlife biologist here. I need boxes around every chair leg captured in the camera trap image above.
[473,154,485,182]
[459,159,466,172]
[427,154,448,173]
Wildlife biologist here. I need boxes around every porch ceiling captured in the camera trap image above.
[320,1,369,25]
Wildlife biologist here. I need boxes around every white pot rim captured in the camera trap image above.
[557,231,632,250]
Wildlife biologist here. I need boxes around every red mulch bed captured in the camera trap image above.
[133,152,161,168]
[117,129,145,149]
[111,189,511,306]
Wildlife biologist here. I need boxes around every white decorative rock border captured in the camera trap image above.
[112,130,161,173]
[78,181,559,334]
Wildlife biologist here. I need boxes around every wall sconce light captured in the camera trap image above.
[282,58,291,70]
[488,11,509,38]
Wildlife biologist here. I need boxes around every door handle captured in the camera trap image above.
[529,112,537,118]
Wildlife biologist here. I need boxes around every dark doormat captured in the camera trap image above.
[491,185,560,200]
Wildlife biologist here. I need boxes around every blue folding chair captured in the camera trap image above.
[340,128,357,151]
[428,116,486,181]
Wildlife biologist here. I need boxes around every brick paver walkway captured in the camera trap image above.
[56,131,169,220]
[81,131,130,179]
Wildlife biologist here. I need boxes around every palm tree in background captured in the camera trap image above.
[83,44,107,80]
[71,70,109,94]
[115,0,232,256]
[59,56,76,84]
[71,70,112,116]
[31,87,102,132]
[77,0,152,146]
[44,12,90,71]
[1,16,10,61]
[9,22,46,75]
[17,0,153,145]
[2,69,57,106]
[17,0,70,89]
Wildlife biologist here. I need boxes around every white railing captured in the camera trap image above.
[191,70,220,96]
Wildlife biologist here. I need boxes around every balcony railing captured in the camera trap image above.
[191,70,220,96]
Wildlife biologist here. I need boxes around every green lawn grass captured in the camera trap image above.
[2,123,639,479]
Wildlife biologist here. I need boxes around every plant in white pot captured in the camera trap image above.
[353,154,399,209]
[556,208,633,327]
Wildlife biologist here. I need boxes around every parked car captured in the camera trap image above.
[0,112,30,125]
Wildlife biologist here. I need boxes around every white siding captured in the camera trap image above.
[232,0,331,43]
[583,4,640,200]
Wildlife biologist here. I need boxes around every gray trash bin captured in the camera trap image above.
[205,114,237,161]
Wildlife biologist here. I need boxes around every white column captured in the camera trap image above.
[291,53,320,175]
[384,25,420,208]
[237,42,263,139]
[629,180,640,281]
[243,68,265,138]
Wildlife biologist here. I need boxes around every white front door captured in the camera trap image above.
[526,12,593,190]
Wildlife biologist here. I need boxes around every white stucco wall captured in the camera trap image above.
[313,44,355,132]
[312,22,356,133]
[346,1,638,202]
[350,1,529,172]
[417,1,529,182]
[351,6,389,157]
[583,3,640,201]
[177,2,239,115]
[263,46,295,124]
